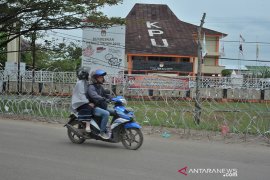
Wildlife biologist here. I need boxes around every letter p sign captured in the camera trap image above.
[148,29,164,37]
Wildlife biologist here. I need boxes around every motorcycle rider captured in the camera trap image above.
[87,69,111,139]
[71,67,93,132]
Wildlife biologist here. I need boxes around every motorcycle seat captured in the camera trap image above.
[77,109,93,121]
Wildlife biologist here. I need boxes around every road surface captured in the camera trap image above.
[0,118,269,180]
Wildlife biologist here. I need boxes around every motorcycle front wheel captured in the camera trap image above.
[67,121,86,144]
[121,128,143,150]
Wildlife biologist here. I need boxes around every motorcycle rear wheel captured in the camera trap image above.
[121,128,143,150]
[67,121,86,144]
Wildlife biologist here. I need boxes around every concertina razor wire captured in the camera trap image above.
[0,70,269,142]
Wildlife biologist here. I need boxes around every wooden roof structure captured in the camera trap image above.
[125,3,226,57]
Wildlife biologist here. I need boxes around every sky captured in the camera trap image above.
[56,0,270,67]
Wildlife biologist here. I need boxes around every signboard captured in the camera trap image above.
[133,60,193,72]
[5,62,26,75]
[127,75,189,90]
[82,26,126,75]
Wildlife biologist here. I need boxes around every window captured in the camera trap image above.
[181,58,190,62]
[132,56,146,61]
[148,56,174,61]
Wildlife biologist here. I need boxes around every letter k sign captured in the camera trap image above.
[178,166,188,176]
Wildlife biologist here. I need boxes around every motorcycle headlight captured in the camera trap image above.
[120,98,127,106]
[128,112,135,120]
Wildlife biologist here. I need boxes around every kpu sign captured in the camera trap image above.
[146,21,168,47]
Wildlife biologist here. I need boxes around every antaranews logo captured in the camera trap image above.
[178,166,188,176]
[178,166,238,177]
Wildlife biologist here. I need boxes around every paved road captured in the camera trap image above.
[0,118,269,180]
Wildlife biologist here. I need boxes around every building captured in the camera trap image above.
[125,3,226,76]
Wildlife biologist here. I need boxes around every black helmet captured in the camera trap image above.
[77,67,89,80]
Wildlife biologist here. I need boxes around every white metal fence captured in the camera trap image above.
[1,70,270,89]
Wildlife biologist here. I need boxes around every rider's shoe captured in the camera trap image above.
[99,132,110,139]
[85,125,91,132]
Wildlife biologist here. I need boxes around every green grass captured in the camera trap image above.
[128,100,270,134]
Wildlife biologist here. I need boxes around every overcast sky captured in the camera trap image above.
[58,0,270,67]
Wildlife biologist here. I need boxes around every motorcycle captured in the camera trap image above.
[65,96,143,150]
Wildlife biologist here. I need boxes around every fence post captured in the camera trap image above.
[223,89,227,99]
[20,75,23,93]
[149,89,154,96]
[186,90,190,98]
[260,89,265,100]
[7,75,10,93]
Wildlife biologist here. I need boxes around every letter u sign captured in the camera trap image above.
[146,21,169,47]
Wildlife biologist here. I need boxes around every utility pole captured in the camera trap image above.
[31,30,36,94]
[17,33,21,94]
[194,13,206,125]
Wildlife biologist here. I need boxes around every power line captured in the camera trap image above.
[2,30,270,65]
[1,48,270,63]
[49,33,270,62]
[50,30,270,47]
[220,57,270,63]
[2,32,270,63]
[220,40,270,45]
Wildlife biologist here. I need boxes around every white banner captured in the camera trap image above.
[82,26,126,75]
[5,62,26,75]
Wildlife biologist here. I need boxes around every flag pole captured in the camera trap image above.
[256,38,258,67]
[255,37,259,86]
[238,36,241,74]
[238,34,245,75]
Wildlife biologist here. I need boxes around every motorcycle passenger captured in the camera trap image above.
[87,69,111,139]
[71,67,93,132]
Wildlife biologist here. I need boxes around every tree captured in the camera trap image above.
[46,41,82,71]
[0,33,7,67]
[260,69,270,78]
[221,69,232,77]
[20,38,82,71]
[0,0,124,47]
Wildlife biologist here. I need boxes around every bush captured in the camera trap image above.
[221,69,232,77]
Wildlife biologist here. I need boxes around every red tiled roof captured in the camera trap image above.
[125,3,226,57]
